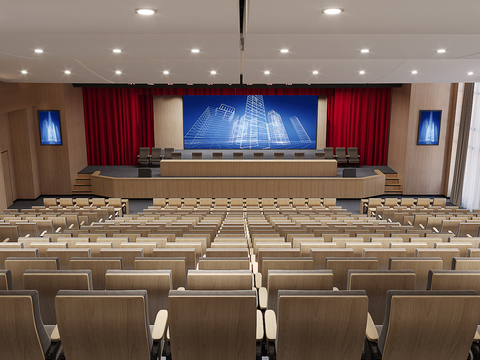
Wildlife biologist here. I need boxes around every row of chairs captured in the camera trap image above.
[41,197,128,214]
[2,268,480,360]
[324,147,360,165]
[362,197,449,215]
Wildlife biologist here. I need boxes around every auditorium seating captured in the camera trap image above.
[150,147,162,166]
[163,147,174,159]
[137,147,150,166]
[347,147,360,165]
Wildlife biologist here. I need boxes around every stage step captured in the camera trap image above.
[384,171,402,195]
[72,173,92,194]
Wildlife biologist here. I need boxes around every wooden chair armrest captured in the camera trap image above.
[366,313,378,341]
[69,224,74,229]
[80,221,85,226]
[255,273,262,289]
[40,230,47,237]
[259,287,267,310]
[475,331,480,342]
[2,238,9,242]
[55,227,61,233]
[256,309,264,341]
[467,234,472,238]
[419,224,425,230]
[51,325,60,342]
[152,309,168,341]
[407,221,413,226]
[433,227,439,233]
[333,287,339,291]
[448,230,454,234]
[177,287,185,291]
[265,309,276,341]
[25,234,31,238]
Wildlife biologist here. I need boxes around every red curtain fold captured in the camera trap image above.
[326,88,391,166]
[83,86,391,166]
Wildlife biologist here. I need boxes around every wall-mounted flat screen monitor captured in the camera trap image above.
[38,110,62,145]
[417,110,441,146]
[183,95,318,149]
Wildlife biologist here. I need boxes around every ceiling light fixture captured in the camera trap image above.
[280,49,289,53]
[34,49,44,53]
[264,70,270,75]
[360,49,370,53]
[113,49,122,53]
[115,70,122,74]
[135,9,156,15]
[312,70,319,75]
[322,8,343,14]
[468,72,474,75]
[411,70,418,74]
[163,70,169,75]
[359,70,365,75]
[437,49,446,53]
[64,70,71,74]
[21,70,27,74]
[191,49,200,53]
[210,70,217,75]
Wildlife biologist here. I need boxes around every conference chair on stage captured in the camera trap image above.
[324,147,334,159]
[150,147,162,166]
[348,147,360,165]
[164,148,174,159]
[171,152,182,159]
[233,152,244,159]
[192,152,203,159]
[335,147,348,164]
[137,147,150,166]
[254,152,264,159]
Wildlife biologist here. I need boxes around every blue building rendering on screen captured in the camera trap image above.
[184,95,316,149]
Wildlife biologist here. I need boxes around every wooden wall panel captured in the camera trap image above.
[403,84,456,195]
[63,84,87,187]
[0,112,15,205]
[317,96,328,149]
[387,85,411,188]
[8,108,39,198]
[0,82,36,115]
[154,96,184,149]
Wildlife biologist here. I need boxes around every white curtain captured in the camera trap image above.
[462,83,480,210]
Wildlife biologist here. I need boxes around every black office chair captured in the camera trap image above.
[137,147,150,166]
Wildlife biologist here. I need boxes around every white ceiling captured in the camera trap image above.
[0,0,479,84]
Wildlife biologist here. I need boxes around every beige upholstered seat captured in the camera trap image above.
[168,290,260,360]
[365,290,480,360]
[105,269,172,324]
[55,290,167,360]
[0,290,60,360]
[265,290,368,360]
[23,269,92,325]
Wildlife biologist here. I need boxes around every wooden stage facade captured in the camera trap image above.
[91,169,386,199]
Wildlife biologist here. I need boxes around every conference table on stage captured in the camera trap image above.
[160,159,337,177]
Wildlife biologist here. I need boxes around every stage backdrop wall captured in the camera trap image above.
[83,87,391,166]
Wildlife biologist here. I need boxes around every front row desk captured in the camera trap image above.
[161,159,338,177]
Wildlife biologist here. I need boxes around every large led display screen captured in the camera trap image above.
[183,95,317,149]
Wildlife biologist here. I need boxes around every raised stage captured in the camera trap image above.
[83,164,392,199]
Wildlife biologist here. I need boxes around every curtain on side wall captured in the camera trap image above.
[83,88,154,165]
[326,88,391,165]
[83,87,391,166]
[462,83,480,210]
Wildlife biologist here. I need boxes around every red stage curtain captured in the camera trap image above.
[326,88,391,166]
[83,88,155,165]
[83,86,390,166]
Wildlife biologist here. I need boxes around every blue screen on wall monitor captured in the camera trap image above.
[38,110,62,145]
[183,95,318,149]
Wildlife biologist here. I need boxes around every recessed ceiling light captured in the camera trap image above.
[360,49,370,53]
[322,8,343,14]
[21,70,27,74]
[312,70,319,75]
[411,70,418,74]
[64,70,71,74]
[115,70,122,75]
[280,49,289,53]
[359,70,365,75]
[468,72,474,75]
[264,71,270,75]
[135,8,156,15]
[113,49,122,53]
[191,49,200,53]
[34,49,44,53]
[210,70,217,75]
[163,70,169,75]
[437,49,446,53]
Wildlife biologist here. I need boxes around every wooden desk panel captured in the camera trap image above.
[161,159,337,177]
[91,170,385,199]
